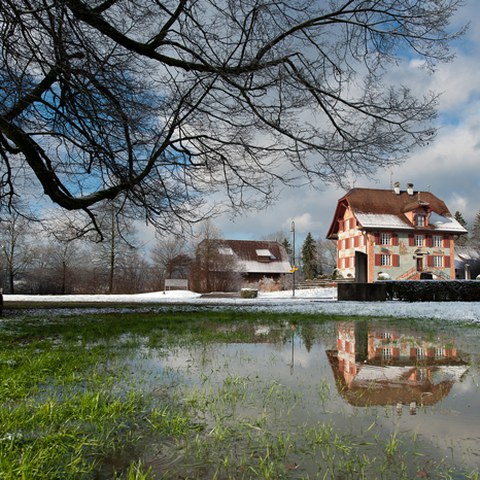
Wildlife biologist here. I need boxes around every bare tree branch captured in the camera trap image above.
[0,0,466,233]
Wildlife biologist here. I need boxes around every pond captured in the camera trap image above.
[1,311,480,479]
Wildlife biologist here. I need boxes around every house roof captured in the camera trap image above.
[216,240,292,274]
[326,187,468,238]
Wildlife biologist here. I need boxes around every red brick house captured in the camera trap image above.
[326,183,468,282]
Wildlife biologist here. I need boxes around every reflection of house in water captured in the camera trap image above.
[327,322,468,408]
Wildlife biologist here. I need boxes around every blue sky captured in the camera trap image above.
[211,0,480,246]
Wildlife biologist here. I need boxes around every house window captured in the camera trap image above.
[416,214,426,227]
[433,235,442,247]
[380,254,391,266]
[416,348,425,359]
[382,348,391,359]
[380,233,391,245]
[415,235,424,247]
[435,348,445,359]
[433,256,443,267]
[417,368,427,381]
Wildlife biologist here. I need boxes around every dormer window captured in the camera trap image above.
[256,249,275,263]
[415,213,426,227]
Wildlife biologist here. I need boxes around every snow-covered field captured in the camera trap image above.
[4,288,480,322]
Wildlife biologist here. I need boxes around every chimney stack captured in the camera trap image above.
[393,181,400,195]
[407,183,414,196]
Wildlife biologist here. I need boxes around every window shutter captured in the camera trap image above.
[408,234,414,246]
[374,233,381,244]
[375,254,381,266]
[444,256,451,268]
[392,234,398,246]
[425,235,433,247]
[392,255,400,267]
[427,255,434,267]
[443,236,451,248]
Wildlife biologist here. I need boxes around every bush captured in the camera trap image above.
[384,280,480,302]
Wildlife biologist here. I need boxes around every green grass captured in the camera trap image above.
[1,309,479,479]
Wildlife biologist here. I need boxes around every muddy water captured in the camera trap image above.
[117,319,480,479]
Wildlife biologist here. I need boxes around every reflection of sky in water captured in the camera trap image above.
[127,320,480,472]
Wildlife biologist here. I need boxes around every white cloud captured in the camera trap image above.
[211,0,480,239]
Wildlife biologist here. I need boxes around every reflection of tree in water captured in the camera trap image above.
[298,324,316,353]
[327,321,468,408]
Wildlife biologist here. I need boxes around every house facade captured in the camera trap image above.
[326,184,467,282]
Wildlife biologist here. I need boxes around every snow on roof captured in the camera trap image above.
[355,213,413,230]
[240,260,292,274]
[455,246,480,261]
[219,247,234,255]
[428,212,468,233]
[355,365,468,383]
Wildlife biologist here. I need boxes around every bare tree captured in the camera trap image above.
[0,1,464,232]
[91,201,140,293]
[151,235,189,282]
[0,212,35,293]
[316,238,337,276]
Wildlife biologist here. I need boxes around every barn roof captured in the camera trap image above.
[215,240,292,274]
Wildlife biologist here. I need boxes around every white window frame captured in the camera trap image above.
[415,235,424,247]
[435,347,445,358]
[382,348,391,359]
[433,255,443,267]
[416,214,426,227]
[380,254,391,266]
[380,233,391,245]
[433,235,442,247]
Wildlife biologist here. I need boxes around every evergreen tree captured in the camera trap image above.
[471,210,480,247]
[282,238,292,257]
[301,232,318,280]
[454,211,468,246]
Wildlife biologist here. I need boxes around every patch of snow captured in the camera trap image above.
[3,288,480,322]
[429,212,467,233]
[355,213,412,230]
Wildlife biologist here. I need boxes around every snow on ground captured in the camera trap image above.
[4,288,480,322]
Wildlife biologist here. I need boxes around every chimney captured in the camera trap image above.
[407,183,414,196]
[393,181,400,195]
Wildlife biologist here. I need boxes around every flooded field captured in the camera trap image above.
[1,310,480,479]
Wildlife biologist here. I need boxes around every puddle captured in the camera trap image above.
[107,319,480,479]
